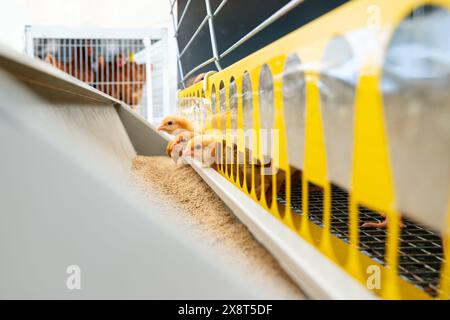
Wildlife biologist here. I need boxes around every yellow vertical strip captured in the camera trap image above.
[225,81,231,180]
[256,64,270,211]
[274,57,296,227]
[203,79,212,125]
[320,183,335,259]
[351,74,399,298]
[384,210,401,299]
[250,69,264,207]
[346,196,364,283]
[236,76,244,190]
[216,82,225,175]
[269,58,285,221]
[301,74,328,243]
[304,72,335,257]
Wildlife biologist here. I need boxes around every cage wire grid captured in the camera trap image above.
[277,181,444,297]
[25,27,170,123]
[171,0,427,87]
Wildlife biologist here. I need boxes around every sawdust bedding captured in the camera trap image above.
[131,155,304,299]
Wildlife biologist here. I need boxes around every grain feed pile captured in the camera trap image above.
[131,156,304,299]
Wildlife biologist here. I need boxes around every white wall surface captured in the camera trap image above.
[1,0,178,116]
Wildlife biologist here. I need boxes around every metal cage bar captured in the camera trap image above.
[204,0,222,71]
[175,0,193,35]
[170,0,305,87]
[219,0,305,59]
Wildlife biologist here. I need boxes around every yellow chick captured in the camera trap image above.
[182,135,291,207]
[158,115,194,135]
[182,135,219,167]
[166,131,195,163]
[158,109,237,137]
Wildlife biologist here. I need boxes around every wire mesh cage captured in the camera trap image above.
[25,26,170,123]
[173,0,450,299]
[170,0,348,88]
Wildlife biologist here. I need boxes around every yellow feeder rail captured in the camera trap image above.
[178,0,450,299]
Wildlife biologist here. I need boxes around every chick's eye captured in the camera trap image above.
[194,144,202,150]
[168,121,173,125]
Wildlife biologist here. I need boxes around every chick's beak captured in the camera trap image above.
[158,124,166,131]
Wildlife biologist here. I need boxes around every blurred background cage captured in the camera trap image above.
[25,26,170,123]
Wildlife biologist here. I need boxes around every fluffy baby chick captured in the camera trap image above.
[158,115,194,135]
[166,131,195,164]
[182,135,219,167]
[158,115,195,164]
[230,143,295,206]
[159,111,237,136]
[183,136,293,207]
